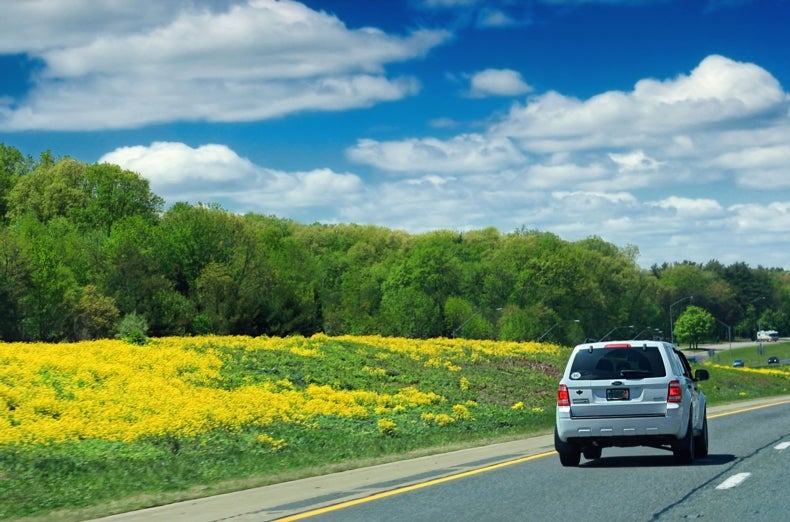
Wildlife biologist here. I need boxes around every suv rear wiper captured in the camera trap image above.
[620,369,652,378]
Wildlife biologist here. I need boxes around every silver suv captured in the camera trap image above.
[555,340,710,466]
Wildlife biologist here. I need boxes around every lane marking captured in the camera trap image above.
[275,451,556,521]
[716,472,751,490]
[709,398,790,419]
[776,442,790,450]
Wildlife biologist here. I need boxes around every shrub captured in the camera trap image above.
[116,312,149,345]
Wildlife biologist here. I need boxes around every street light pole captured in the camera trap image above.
[537,319,580,342]
[669,295,693,345]
[631,327,660,340]
[452,307,503,339]
[750,296,765,338]
[452,312,478,338]
[598,324,634,342]
[714,318,732,351]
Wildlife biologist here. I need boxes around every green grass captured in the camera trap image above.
[688,341,790,404]
[2,338,789,522]
[701,340,790,368]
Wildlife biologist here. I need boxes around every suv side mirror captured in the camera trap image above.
[694,369,710,381]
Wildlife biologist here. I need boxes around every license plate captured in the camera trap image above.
[606,388,630,401]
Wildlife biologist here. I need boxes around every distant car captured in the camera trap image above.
[732,359,744,368]
[767,356,779,365]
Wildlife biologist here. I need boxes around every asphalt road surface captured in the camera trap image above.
[91,395,790,522]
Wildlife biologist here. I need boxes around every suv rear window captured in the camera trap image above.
[569,346,666,380]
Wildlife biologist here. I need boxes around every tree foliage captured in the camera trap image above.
[673,305,715,349]
[1,143,789,343]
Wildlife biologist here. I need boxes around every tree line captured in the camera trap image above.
[1,143,788,345]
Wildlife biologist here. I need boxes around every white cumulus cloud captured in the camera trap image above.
[0,0,449,131]
[490,55,787,148]
[341,54,790,267]
[100,141,365,217]
[347,134,525,173]
[100,142,257,186]
[467,68,532,97]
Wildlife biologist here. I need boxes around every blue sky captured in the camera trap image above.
[1,0,789,269]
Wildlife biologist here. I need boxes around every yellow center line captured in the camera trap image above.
[709,398,790,418]
[275,450,556,521]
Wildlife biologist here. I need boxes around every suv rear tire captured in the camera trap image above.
[555,428,581,467]
[672,415,695,464]
[694,413,708,458]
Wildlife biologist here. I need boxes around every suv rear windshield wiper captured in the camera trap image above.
[620,369,653,378]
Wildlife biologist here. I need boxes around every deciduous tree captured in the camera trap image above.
[674,305,714,349]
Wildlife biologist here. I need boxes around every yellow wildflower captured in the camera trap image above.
[452,404,472,420]
[377,418,397,436]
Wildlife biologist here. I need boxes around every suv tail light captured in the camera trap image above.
[604,343,631,349]
[667,379,682,403]
[558,384,570,407]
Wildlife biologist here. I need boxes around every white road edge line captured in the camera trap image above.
[775,442,790,450]
[716,472,751,490]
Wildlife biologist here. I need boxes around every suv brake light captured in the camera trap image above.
[667,379,682,403]
[604,343,631,349]
[558,384,570,407]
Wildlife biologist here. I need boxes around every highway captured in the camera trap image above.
[286,398,790,522]
[93,395,790,522]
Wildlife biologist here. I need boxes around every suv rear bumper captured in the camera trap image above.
[556,404,687,445]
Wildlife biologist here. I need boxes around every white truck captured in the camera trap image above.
[757,330,779,342]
